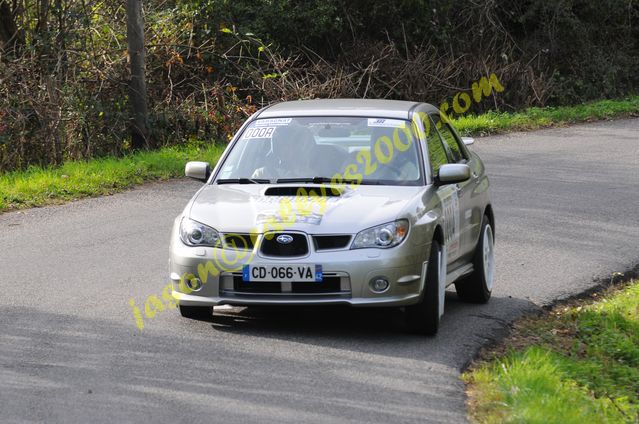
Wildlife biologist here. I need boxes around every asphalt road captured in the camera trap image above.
[1,118,638,423]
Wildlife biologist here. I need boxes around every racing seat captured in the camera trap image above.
[313,144,348,177]
[368,126,419,180]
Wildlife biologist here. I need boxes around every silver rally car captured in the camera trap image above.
[169,99,495,334]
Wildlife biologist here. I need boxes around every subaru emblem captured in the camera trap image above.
[276,234,294,244]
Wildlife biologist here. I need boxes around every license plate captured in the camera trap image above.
[242,264,322,282]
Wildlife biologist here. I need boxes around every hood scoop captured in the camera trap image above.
[264,186,342,197]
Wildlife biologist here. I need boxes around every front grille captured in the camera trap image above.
[313,235,351,251]
[260,233,309,257]
[222,233,256,250]
[232,275,343,294]
[233,279,282,293]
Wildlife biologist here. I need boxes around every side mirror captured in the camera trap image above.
[462,137,475,146]
[437,164,471,185]
[185,161,211,182]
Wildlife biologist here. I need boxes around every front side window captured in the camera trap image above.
[437,123,466,163]
[425,115,450,176]
[216,117,423,186]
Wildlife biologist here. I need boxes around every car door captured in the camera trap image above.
[424,114,462,265]
[431,116,478,263]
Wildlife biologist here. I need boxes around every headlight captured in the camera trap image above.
[351,219,409,249]
[179,217,221,247]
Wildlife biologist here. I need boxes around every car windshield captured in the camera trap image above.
[215,116,423,185]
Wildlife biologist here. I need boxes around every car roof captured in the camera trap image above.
[255,99,438,120]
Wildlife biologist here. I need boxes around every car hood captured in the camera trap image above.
[188,184,424,234]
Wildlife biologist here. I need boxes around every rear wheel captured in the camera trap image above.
[405,239,443,335]
[179,304,213,320]
[455,215,494,303]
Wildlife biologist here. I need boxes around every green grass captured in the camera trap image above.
[454,96,639,136]
[1,95,638,213]
[0,143,225,212]
[464,281,639,423]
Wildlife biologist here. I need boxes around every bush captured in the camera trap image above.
[0,0,637,172]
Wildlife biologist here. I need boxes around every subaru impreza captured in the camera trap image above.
[169,99,495,334]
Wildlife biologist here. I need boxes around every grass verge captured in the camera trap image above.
[0,143,225,212]
[454,95,639,136]
[463,280,639,423]
[1,95,638,213]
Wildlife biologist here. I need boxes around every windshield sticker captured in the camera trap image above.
[254,118,292,127]
[308,122,352,127]
[244,127,276,139]
[367,118,406,128]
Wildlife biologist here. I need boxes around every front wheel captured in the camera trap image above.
[455,215,494,303]
[404,239,444,335]
[179,304,213,321]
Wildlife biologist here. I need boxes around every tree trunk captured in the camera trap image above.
[126,0,150,150]
[0,0,21,52]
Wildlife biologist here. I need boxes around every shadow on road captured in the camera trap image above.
[203,291,539,365]
[0,293,537,423]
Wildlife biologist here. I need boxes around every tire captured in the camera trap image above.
[405,239,443,335]
[455,215,494,303]
[179,304,213,320]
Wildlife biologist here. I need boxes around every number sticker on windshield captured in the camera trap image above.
[244,127,276,139]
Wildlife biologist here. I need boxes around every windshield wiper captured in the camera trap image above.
[275,177,327,184]
[275,176,354,184]
[216,178,271,184]
[275,176,383,185]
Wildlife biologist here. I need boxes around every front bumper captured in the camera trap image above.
[169,227,430,308]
